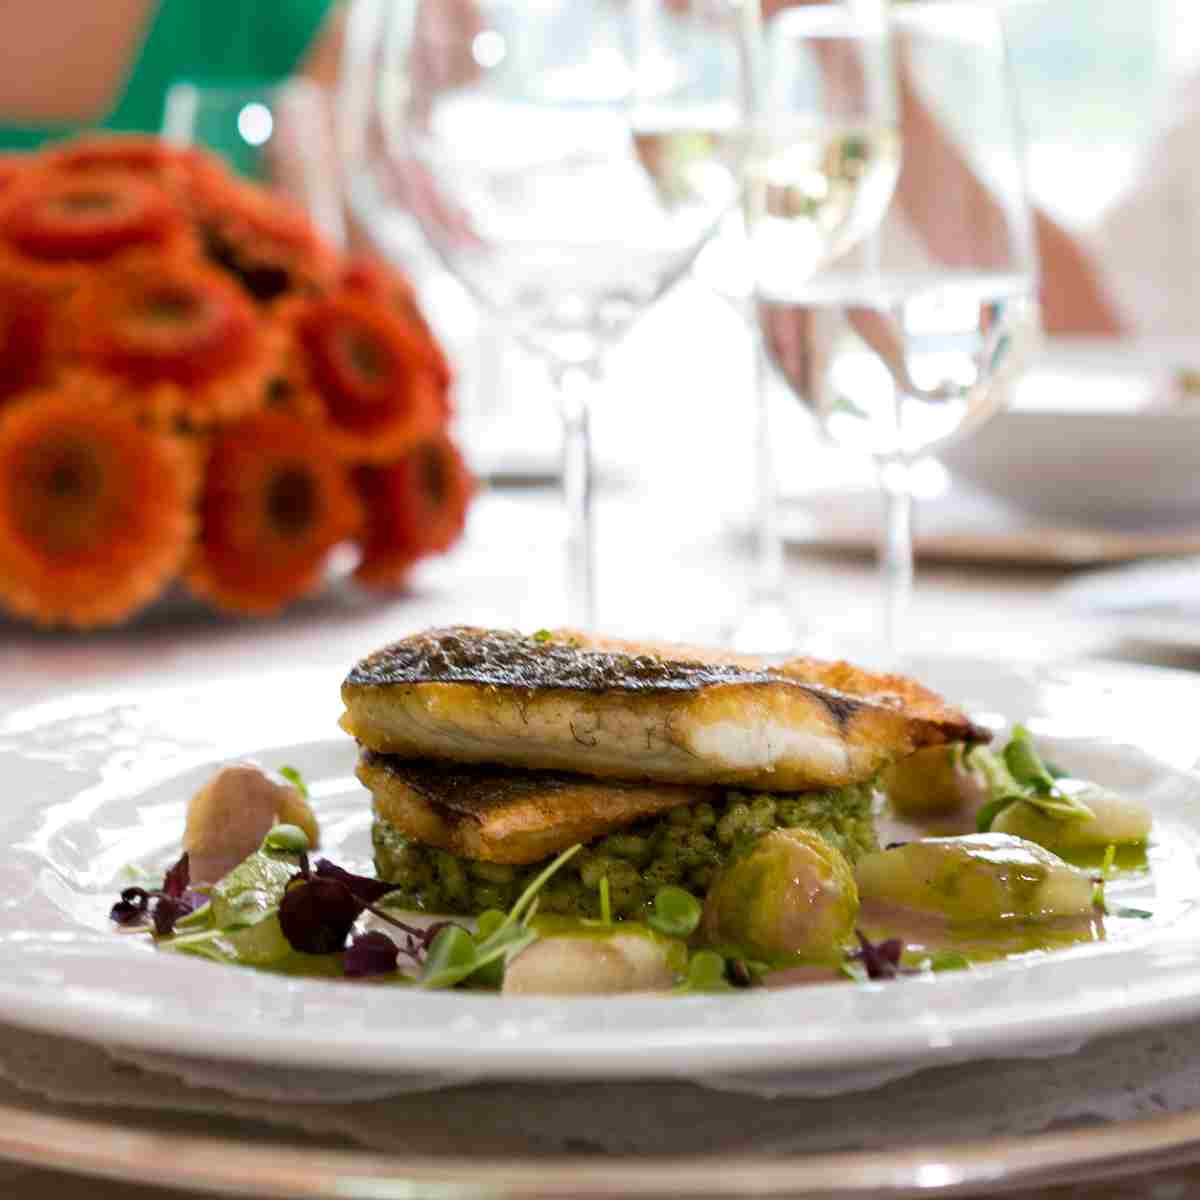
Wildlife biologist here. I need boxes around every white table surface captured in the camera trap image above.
[0,283,1196,1198]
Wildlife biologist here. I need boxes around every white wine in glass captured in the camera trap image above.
[755,2,1039,661]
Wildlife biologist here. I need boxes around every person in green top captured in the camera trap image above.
[0,0,343,153]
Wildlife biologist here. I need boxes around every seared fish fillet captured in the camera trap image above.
[341,626,987,792]
[359,750,712,864]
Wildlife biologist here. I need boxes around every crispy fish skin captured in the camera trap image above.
[359,750,711,864]
[341,627,988,792]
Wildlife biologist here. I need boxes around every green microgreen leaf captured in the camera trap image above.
[673,949,735,994]
[475,909,507,941]
[1100,843,1118,879]
[1003,725,1058,795]
[420,924,477,981]
[420,923,536,990]
[648,885,702,939]
[972,736,1095,831]
[1111,906,1153,920]
[503,844,582,931]
[928,949,971,973]
[531,629,553,643]
[262,823,310,854]
[158,927,232,952]
[279,765,309,800]
[174,901,213,931]
[969,747,1027,831]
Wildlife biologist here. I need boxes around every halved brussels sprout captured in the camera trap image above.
[700,828,859,962]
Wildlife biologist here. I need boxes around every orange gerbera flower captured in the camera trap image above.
[0,168,192,283]
[281,292,445,461]
[340,256,453,400]
[0,155,29,196]
[43,134,222,196]
[0,273,56,402]
[70,255,279,429]
[187,411,361,615]
[194,174,338,303]
[353,435,474,587]
[0,381,194,627]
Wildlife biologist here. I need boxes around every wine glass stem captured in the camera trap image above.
[554,362,598,629]
[877,460,913,662]
[753,334,785,606]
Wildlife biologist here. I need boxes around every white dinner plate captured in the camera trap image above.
[2,656,1200,1082]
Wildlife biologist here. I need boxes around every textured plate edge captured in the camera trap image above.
[4,1097,1200,1198]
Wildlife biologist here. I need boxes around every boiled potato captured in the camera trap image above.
[882,745,976,819]
[184,763,319,883]
[992,782,1151,853]
[700,828,858,962]
[503,932,676,995]
[855,834,1096,923]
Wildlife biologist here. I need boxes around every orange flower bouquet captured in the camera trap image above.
[0,136,473,628]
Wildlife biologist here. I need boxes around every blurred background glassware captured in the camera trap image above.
[339,0,560,488]
[375,0,756,627]
[163,78,346,248]
[696,0,897,654]
[755,1,1039,661]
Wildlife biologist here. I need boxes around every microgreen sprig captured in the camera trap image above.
[972,728,1095,832]
[418,844,583,990]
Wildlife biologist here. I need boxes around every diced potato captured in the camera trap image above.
[855,834,1096,923]
[184,763,319,883]
[502,932,676,995]
[992,782,1151,852]
[700,829,858,962]
[881,744,976,819]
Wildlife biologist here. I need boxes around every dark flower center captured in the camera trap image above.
[267,467,317,538]
[418,445,447,507]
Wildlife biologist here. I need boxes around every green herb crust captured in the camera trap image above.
[372,784,879,918]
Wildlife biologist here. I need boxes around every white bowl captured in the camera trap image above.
[938,408,1200,529]
[938,340,1200,529]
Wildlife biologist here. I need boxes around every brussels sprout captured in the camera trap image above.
[855,834,1096,924]
[882,744,976,819]
[502,931,677,995]
[992,782,1151,853]
[700,829,859,962]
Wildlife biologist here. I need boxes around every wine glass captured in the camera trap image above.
[755,1,1038,661]
[163,78,347,248]
[375,0,759,627]
[697,0,896,653]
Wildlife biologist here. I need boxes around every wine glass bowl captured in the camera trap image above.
[747,4,898,303]
[378,0,753,623]
[752,1,1038,657]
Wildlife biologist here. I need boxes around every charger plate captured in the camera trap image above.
[4,1090,1200,1197]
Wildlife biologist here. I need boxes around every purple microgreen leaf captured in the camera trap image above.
[277,877,363,954]
[850,930,905,981]
[110,890,150,926]
[344,931,400,978]
[161,853,190,899]
[313,859,402,905]
[152,896,191,938]
[109,859,202,936]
